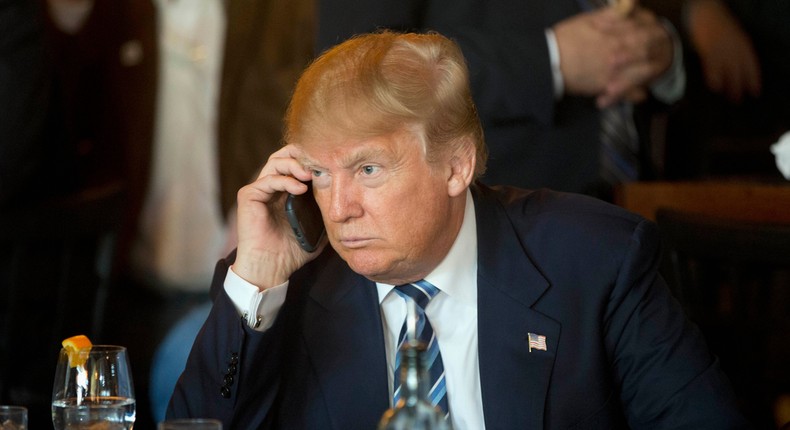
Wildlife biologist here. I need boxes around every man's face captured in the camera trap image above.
[297,128,464,285]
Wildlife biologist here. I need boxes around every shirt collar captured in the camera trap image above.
[376,189,477,305]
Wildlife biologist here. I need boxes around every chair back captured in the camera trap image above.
[656,208,790,428]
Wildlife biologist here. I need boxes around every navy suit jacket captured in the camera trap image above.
[169,184,749,429]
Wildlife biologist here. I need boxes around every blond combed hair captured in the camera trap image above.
[285,31,487,178]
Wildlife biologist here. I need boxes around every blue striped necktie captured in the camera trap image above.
[393,280,449,415]
[599,102,640,185]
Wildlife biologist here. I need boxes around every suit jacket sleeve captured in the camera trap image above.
[601,219,749,427]
[167,254,288,429]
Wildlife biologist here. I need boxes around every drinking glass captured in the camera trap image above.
[51,345,135,430]
[158,418,223,429]
[0,405,27,430]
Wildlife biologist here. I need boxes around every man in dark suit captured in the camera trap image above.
[169,32,748,429]
[317,0,683,200]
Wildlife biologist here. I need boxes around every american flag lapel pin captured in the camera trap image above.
[528,332,547,352]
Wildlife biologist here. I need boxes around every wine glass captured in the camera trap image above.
[0,405,27,430]
[51,345,136,429]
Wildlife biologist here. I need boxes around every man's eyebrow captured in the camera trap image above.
[297,155,319,168]
[297,146,389,171]
[337,147,388,168]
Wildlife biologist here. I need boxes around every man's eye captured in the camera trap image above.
[361,165,379,175]
[311,169,324,177]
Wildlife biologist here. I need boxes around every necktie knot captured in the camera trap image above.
[394,280,439,311]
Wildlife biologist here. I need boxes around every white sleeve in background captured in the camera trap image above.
[650,19,686,104]
[224,267,289,332]
[544,28,565,100]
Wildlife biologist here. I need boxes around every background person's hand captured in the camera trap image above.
[554,8,625,97]
[554,5,675,108]
[685,0,761,103]
[595,6,675,107]
[232,145,327,290]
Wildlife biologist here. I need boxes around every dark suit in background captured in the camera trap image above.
[0,0,51,205]
[317,0,671,198]
[0,1,51,422]
[170,184,748,429]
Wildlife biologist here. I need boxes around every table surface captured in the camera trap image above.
[615,179,790,224]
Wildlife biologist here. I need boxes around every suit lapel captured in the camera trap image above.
[302,252,390,429]
[472,185,560,429]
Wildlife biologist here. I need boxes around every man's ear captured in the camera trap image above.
[446,137,476,197]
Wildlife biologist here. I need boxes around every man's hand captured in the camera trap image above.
[686,0,761,103]
[232,145,327,290]
[595,7,674,107]
[554,8,624,98]
[554,5,675,107]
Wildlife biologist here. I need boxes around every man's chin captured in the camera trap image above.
[342,253,399,284]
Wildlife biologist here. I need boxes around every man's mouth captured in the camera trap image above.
[337,237,373,248]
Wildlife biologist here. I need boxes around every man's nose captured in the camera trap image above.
[327,178,363,222]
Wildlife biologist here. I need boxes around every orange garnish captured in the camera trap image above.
[62,334,92,367]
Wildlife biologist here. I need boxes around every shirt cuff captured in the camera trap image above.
[224,267,289,332]
[545,28,564,100]
[650,19,686,104]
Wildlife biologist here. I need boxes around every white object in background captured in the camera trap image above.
[770,130,790,180]
[132,0,228,292]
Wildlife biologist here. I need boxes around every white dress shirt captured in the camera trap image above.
[224,189,485,429]
[131,0,228,292]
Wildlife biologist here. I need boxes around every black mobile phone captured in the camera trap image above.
[284,182,326,252]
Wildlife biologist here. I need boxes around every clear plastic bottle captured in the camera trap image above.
[377,340,452,430]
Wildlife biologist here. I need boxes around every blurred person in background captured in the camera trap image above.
[1,0,313,426]
[318,0,685,201]
[42,0,312,295]
[662,0,790,180]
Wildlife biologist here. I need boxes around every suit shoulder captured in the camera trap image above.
[476,184,659,257]
[485,185,648,226]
